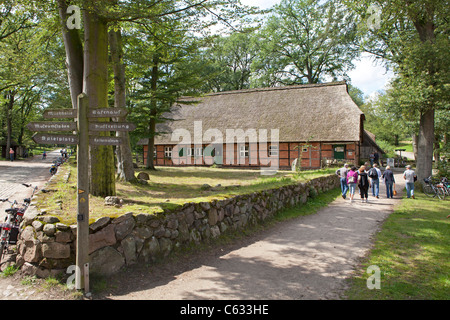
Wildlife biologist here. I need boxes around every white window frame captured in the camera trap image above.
[239,145,249,158]
[186,147,194,157]
[164,146,172,158]
[269,145,278,156]
[195,147,203,157]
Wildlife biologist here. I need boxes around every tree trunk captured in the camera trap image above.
[407,6,437,182]
[416,109,434,181]
[5,91,15,159]
[83,9,116,196]
[146,55,159,170]
[412,133,419,162]
[57,0,83,109]
[109,28,136,182]
[433,133,440,166]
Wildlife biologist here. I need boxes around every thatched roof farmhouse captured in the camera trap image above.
[138,81,384,169]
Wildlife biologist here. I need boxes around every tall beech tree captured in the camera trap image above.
[53,0,255,195]
[342,0,449,180]
[253,0,360,86]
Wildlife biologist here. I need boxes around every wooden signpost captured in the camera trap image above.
[27,93,135,293]
[27,121,77,132]
[43,109,77,119]
[32,133,78,145]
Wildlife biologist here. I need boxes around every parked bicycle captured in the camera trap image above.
[423,176,447,200]
[50,163,58,175]
[0,183,38,264]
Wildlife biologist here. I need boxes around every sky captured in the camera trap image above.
[240,0,395,99]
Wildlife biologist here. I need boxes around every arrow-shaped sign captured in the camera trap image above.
[89,136,124,146]
[43,109,77,119]
[89,122,136,132]
[27,121,77,132]
[88,108,128,118]
[32,133,79,145]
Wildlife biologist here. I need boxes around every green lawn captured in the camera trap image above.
[35,160,336,224]
[344,193,450,300]
[397,141,414,153]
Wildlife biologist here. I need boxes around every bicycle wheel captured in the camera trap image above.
[423,184,436,198]
[437,187,446,200]
[0,242,5,264]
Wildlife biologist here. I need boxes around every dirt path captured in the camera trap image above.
[98,173,406,300]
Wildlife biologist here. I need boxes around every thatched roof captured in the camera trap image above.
[148,81,363,145]
[363,130,386,154]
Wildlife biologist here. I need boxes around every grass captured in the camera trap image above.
[34,159,336,225]
[397,141,414,153]
[344,192,450,300]
[0,265,19,277]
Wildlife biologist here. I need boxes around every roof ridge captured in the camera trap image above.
[204,81,348,97]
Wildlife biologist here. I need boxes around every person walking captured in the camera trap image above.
[9,148,14,161]
[368,163,381,198]
[347,166,359,203]
[358,165,370,203]
[374,151,380,166]
[403,165,417,199]
[382,165,396,198]
[369,152,375,167]
[337,163,349,199]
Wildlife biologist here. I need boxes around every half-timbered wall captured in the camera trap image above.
[143,142,359,169]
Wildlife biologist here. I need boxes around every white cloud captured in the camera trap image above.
[348,54,395,98]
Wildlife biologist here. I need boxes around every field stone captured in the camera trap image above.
[55,223,69,231]
[114,216,136,241]
[89,224,116,254]
[32,221,43,232]
[140,237,160,263]
[137,172,150,180]
[41,242,70,259]
[105,196,121,206]
[208,208,218,226]
[40,216,60,224]
[89,216,111,233]
[159,238,172,257]
[121,235,137,265]
[90,246,125,276]
[55,230,72,243]
[43,224,56,236]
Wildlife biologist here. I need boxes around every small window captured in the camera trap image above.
[164,146,172,158]
[195,147,203,157]
[240,145,249,158]
[269,145,278,156]
[187,147,194,157]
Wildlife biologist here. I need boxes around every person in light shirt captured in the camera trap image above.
[403,165,417,199]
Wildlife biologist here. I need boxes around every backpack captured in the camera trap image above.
[369,168,378,179]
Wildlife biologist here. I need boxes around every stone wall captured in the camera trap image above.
[16,175,339,278]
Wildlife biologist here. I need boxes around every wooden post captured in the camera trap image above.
[76,93,89,290]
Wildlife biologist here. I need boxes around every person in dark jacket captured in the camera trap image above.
[358,165,370,203]
[382,166,396,198]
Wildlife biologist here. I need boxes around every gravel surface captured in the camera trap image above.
[97,174,405,300]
